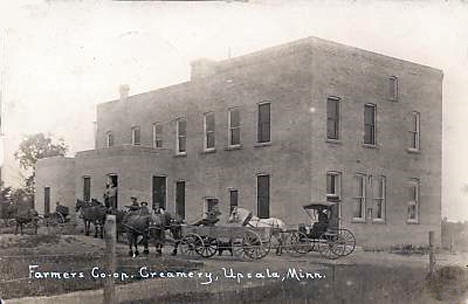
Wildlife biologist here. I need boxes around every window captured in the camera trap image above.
[229,189,238,212]
[131,126,141,145]
[409,112,420,151]
[206,198,219,212]
[204,112,215,151]
[257,102,271,143]
[152,123,163,148]
[228,108,241,146]
[353,174,366,220]
[176,118,186,154]
[83,177,91,202]
[364,104,376,145]
[326,171,341,201]
[175,181,185,219]
[407,179,420,223]
[327,97,340,140]
[106,131,114,148]
[389,76,399,101]
[257,174,270,219]
[152,176,166,209]
[44,187,50,215]
[373,176,386,221]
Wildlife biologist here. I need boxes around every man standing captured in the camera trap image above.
[126,196,140,212]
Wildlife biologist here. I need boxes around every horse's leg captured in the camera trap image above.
[14,222,18,235]
[171,227,180,256]
[127,232,134,257]
[84,219,89,236]
[143,232,149,255]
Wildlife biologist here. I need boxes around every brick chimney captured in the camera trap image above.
[190,59,217,81]
[119,84,129,102]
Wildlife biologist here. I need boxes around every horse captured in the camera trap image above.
[123,209,152,257]
[228,207,287,255]
[75,199,107,238]
[147,210,183,256]
[6,203,40,235]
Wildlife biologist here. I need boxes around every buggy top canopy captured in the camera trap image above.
[302,201,336,209]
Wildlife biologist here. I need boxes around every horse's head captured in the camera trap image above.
[75,199,84,212]
[228,207,250,224]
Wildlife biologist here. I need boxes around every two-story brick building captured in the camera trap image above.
[35,36,443,247]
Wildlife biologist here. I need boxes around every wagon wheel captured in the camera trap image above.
[242,230,265,260]
[232,238,248,259]
[331,229,356,256]
[317,232,340,260]
[289,231,311,255]
[196,236,218,258]
[179,234,204,257]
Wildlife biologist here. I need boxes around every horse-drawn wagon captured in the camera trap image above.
[289,201,356,259]
[46,204,71,226]
[177,225,273,260]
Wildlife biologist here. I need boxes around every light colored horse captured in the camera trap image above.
[228,207,287,255]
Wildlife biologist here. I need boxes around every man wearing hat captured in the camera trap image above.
[126,196,140,212]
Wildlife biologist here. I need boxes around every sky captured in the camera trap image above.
[0,0,467,221]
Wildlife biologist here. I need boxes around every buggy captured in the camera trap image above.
[289,201,356,259]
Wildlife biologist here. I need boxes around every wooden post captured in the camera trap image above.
[104,215,116,304]
[428,231,435,277]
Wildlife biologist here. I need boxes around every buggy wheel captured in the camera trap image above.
[242,230,264,260]
[179,234,204,257]
[289,231,311,255]
[196,237,218,258]
[318,232,340,260]
[331,229,356,256]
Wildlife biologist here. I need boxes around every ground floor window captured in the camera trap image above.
[353,174,366,220]
[83,177,91,202]
[152,176,166,209]
[44,187,50,214]
[373,176,386,221]
[257,175,270,219]
[175,181,185,219]
[229,189,238,213]
[407,179,420,223]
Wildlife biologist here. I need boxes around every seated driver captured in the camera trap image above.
[193,206,221,227]
[312,208,329,237]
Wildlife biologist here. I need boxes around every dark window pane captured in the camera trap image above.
[179,137,186,152]
[231,128,240,146]
[257,175,270,219]
[152,176,166,209]
[230,110,240,127]
[44,187,50,214]
[258,103,271,143]
[83,178,91,202]
[206,132,215,148]
[178,120,186,136]
[176,181,185,219]
[206,114,215,132]
[230,190,238,212]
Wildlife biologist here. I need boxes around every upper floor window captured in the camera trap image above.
[228,108,241,146]
[353,173,366,220]
[407,179,420,223]
[131,126,140,145]
[152,123,163,148]
[373,176,386,222]
[326,171,341,202]
[409,111,420,151]
[106,131,114,148]
[203,112,215,151]
[176,118,186,154]
[389,76,399,101]
[364,104,376,145]
[257,102,271,144]
[327,97,340,140]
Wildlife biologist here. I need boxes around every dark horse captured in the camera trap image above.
[6,202,39,235]
[147,211,183,256]
[75,199,107,238]
[123,209,183,257]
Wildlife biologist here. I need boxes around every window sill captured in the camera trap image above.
[201,148,216,154]
[362,144,378,150]
[406,220,419,225]
[387,98,399,102]
[325,139,342,145]
[174,153,187,158]
[372,219,386,224]
[351,218,366,223]
[254,142,272,148]
[407,148,421,154]
[225,145,242,151]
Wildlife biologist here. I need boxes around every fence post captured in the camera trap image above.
[104,215,116,304]
[428,231,435,277]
